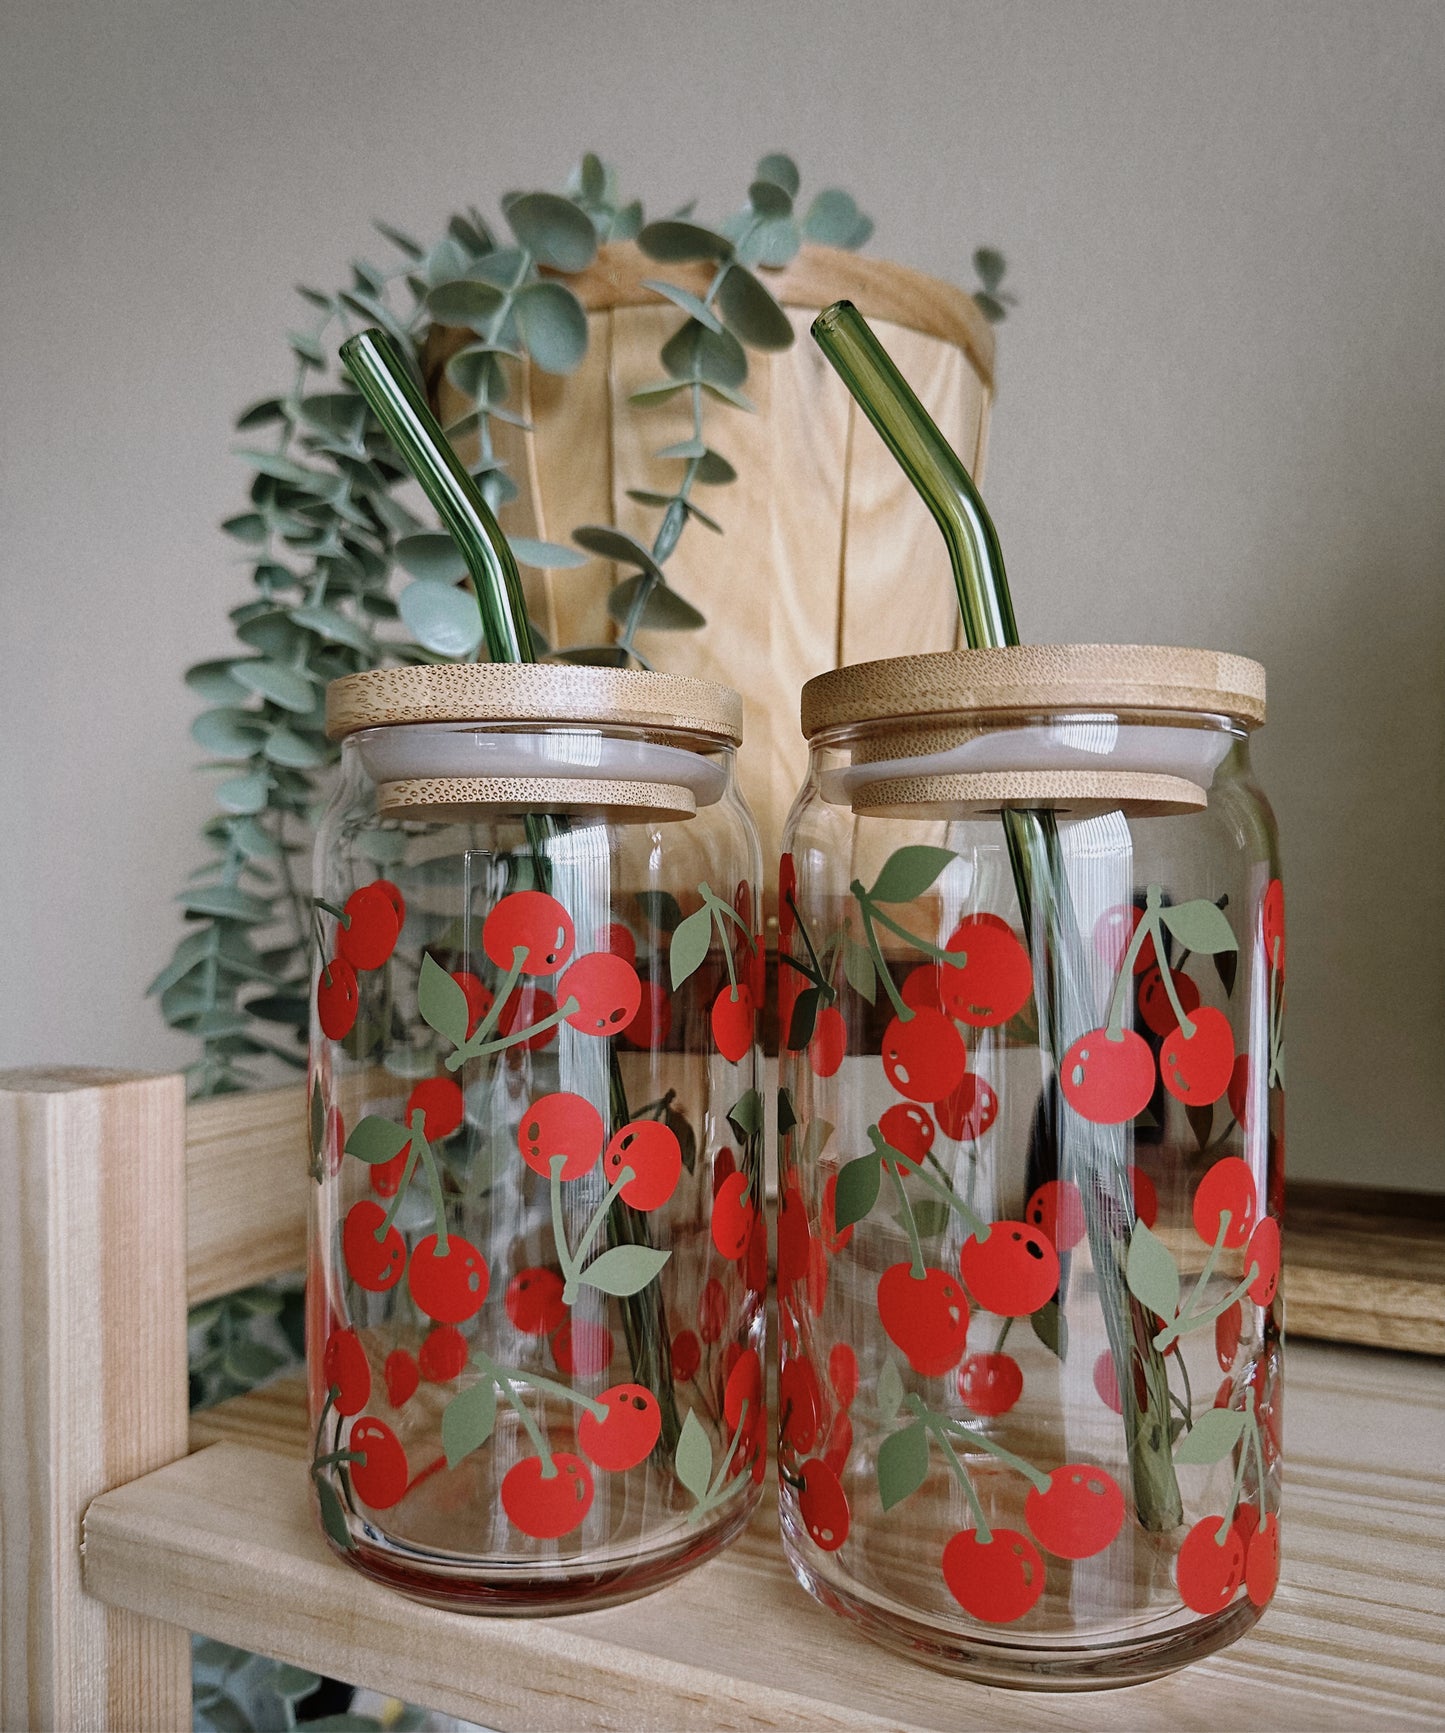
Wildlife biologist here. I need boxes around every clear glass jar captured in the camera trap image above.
[776,646,1283,1687]
[307,664,766,1613]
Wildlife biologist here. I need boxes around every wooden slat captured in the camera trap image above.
[186,1083,308,1303]
[1286,1182,1445,1353]
[0,1068,191,1732]
[92,1343,1444,1731]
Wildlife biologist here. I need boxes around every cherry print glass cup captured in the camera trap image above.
[777,646,1283,1687]
[308,664,765,1613]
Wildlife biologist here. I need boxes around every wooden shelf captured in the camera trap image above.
[85,1341,1444,1731]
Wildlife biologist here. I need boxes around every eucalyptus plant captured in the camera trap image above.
[151,151,1011,1097]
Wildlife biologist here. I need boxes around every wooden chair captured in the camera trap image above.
[3,1067,1442,1733]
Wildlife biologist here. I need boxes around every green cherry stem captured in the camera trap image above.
[710,904,740,999]
[1155,1260,1260,1351]
[994,1315,1015,1353]
[927,1405,1050,1493]
[409,1116,449,1253]
[446,946,526,1066]
[315,897,352,927]
[788,894,837,1004]
[473,1349,607,1422]
[906,1398,992,1541]
[375,1132,422,1240]
[312,1449,366,1470]
[1181,1213,1232,1321]
[1218,1419,1251,1539]
[558,1161,636,1304]
[884,1158,927,1278]
[903,1147,989,1239]
[700,884,756,949]
[854,901,911,1021]
[853,887,970,969]
[706,1398,751,1502]
[445,996,580,1072]
[312,1387,337,1466]
[1246,1408,1269,1524]
[1103,887,1164,1039]
[490,1364,557,1477]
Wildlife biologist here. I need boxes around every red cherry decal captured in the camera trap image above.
[501,1453,594,1538]
[371,879,405,925]
[408,1234,488,1323]
[711,1170,755,1260]
[1024,1179,1086,1252]
[497,983,558,1051]
[1060,1027,1155,1124]
[1216,1299,1243,1370]
[777,1182,810,1292]
[959,1223,1060,1316]
[881,1009,968,1104]
[746,1210,767,1294]
[1138,964,1201,1038]
[942,1527,1045,1623]
[1245,1514,1279,1607]
[1094,904,1157,975]
[935,1072,999,1141]
[809,1005,847,1077]
[578,1383,661,1471]
[336,883,401,971]
[1131,1164,1159,1228]
[622,979,672,1050]
[1227,1053,1251,1129]
[1161,1006,1234,1105]
[483,890,574,976]
[821,1172,853,1255]
[1177,1516,1245,1613]
[698,1278,728,1344]
[711,983,756,1064]
[451,970,493,1038]
[1246,1216,1281,1306]
[1092,1350,1123,1414]
[559,952,642,1036]
[940,917,1033,1027]
[1024,1463,1125,1558]
[806,1235,829,1316]
[671,1329,701,1382]
[958,1351,1023,1417]
[823,1411,853,1477]
[779,1356,824,1453]
[418,1323,467,1381]
[405,1075,464,1140]
[901,965,944,1013]
[797,1458,850,1551]
[519,1092,604,1181]
[879,1103,935,1169]
[348,1418,407,1509]
[324,1106,346,1178]
[748,932,766,1005]
[316,957,359,1040]
[383,1348,419,1408]
[505,1266,567,1335]
[1262,879,1285,976]
[829,1342,859,1410]
[724,1346,764,1431]
[778,854,797,943]
[342,1200,405,1292]
[552,1318,613,1375]
[877,1264,970,1375]
[1193,1156,1258,1248]
[322,1327,370,1415]
[604,1120,682,1211]
[369,1144,409,1198]
[599,922,637,967]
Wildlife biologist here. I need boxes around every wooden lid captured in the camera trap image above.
[377,775,695,824]
[801,645,1267,738]
[326,663,743,745]
[851,769,1208,819]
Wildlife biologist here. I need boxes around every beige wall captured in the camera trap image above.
[3,1,1441,1190]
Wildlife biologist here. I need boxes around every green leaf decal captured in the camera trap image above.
[726,1088,765,1144]
[581,1244,671,1296]
[394,532,468,583]
[868,846,957,904]
[441,1379,497,1469]
[877,1357,904,1421]
[418,953,470,1048]
[399,579,483,658]
[1186,1101,1215,1152]
[1031,1300,1068,1361]
[843,936,877,1003]
[833,1153,882,1232]
[669,905,714,990]
[514,280,588,376]
[1125,1221,1181,1322]
[877,1422,929,1511]
[786,985,821,1052]
[308,1077,325,1174]
[314,1477,355,1550]
[908,1197,951,1240]
[777,1086,798,1138]
[505,191,598,272]
[1174,1405,1247,1465]
[344,1115,412,1165]
[1161,900,1238,955]
[1214,946,1239,998]
[674,1409,713,1501]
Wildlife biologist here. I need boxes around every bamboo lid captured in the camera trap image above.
[327,663,743,745]
[801,645,1267,738]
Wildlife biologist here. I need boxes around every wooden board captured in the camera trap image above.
[1286,1182,1445,1354]
[86,1342,1444,1731]
[186,1083,308,1304]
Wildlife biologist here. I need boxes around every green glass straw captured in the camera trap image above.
[339,328,680,1451]
[812,301,1182,1530]
[340,327,533,664]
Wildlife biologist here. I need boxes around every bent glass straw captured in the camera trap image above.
[811,301,1182,1529]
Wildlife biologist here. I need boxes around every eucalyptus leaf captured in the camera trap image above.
[399,579,483,658]
[683,500,723,534]
[744,216,802,270]
[638,219,733,263]
[628,380,690,407]
[214,774,271,817]
[426,278,505,329]
[754,152,800,197]
[747,179,793,219]
[230,815,281,859]
[514,280,588,375]
[230,660,316,714]
[191,708,266,760]
[395,532,469,583]
[505,191,598,271]
[700,380,756,413]
[446,346,507,401]
[442,1379,497,1468]
[661,319,749,389]
[605,575,703,634]
[298,393,366,440]
[1161,899,1238,955]
[234,398,287,431]
[289,604,375,655]
[235,448,329,491]
[974,292,1007,325]
[610,199,644,242]
[804,188,866,247]
[869,845,957,903]
[508,536,589,569]
[669,905,713,990]
[1174,1405,1246,1465]
[656,437,708,461]
[580,1243,670,1296]
[264,727,325,769]
[877,1422,930,1510]
[973,247,1007,291]
[374,219,424,258]
[571,523,663,578]
[695,449,738,485]
[641,279,723,333]
[221,511,268,544]
[834,1152,882,1231]
[674,1408,713,1501]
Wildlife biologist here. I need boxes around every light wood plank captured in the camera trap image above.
[95,1343,1445,1731]
[186,1083,307,1303]
[0,1068,191,1732]
[1286,1182,1445,1353]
